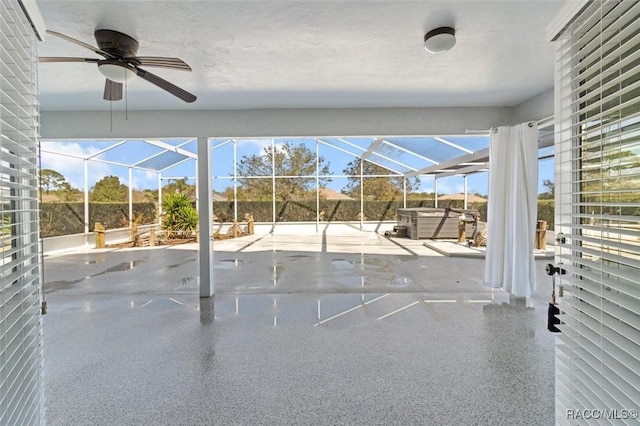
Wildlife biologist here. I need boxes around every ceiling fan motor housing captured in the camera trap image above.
[95,29,139,57]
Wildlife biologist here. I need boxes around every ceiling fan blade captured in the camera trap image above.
[103,79,123,101]
[135,67,196,103]
[128,56,191,71]
[38,57,100,63]
[46,30,114,59]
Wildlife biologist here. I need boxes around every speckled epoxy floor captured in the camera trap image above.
[43,233,557,425]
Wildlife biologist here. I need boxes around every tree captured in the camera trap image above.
[162,178,196,200]
[222,186,251,201]
[406,191,436,200]
[539,179,554,200]
[236,142,331,201]
[40,169,67,193]
[342,159,418,200]
[90,175,128,202]
[58,182,82,202]
[142,189,159,203]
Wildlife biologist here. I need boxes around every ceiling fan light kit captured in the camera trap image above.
[424,26,456,54]
[39,29,196,103]
[98,60,137,83]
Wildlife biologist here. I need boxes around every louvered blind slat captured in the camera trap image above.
[0,1,43,425]
[553,0,640,423]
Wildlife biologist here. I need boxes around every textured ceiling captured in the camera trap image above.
[36,0,570,112]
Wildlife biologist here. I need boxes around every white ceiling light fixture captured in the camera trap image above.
[424,27,456,54]
[97,60,137,83]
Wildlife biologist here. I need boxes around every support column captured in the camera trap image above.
[194,159,199,241]
[271,139,276,228]
[316,139,320,233]
[128,167,133,230]
[157,172,162,223]
[403,178,407,208]
[434,178,438,208]
[359,160,364,231]
[197,137,214,298]
[233,140,238,221]
[194,159,198,203]
[84,159,89,234]
[463,175,468,210]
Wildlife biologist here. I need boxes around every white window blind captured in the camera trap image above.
[0,1,43,425]
[554,0,640,424]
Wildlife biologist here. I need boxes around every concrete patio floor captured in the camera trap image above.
[42,232,558,425]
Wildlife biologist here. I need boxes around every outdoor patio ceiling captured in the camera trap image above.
[41,135,494,179]
[41,138,199,174]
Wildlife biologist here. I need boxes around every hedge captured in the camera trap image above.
[39,200,556,237]
[40,202,156,237]
[212,199,555,227]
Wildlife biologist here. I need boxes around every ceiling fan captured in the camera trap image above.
[39,29,197,103]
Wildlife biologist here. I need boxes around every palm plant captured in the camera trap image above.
[162,193,198,238]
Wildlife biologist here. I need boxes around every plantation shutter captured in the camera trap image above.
[553,0,640,424]
[0,1,44,425]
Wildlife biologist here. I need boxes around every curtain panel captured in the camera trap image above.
[484,123,538,297]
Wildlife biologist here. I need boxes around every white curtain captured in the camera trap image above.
[484,123,538,297]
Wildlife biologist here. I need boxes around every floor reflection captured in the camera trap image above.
[200,291,511,328]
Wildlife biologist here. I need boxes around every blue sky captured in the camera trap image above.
[41,137,554,196]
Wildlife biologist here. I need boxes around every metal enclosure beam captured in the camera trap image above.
[434,163,489,179]
[145,139,198,159]
[360,138,383,160]
[405,147,490,178]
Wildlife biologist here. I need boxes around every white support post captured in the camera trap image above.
[233,140,238,221]
[157,172,162,224]
[194,158,199,223]
[403,178,407,208]
[84,159,89,234]
[271,139,276,228]
[360,160,364,231]
[434,178,438,208]
[197,137,214,298]
[128,167,133,231]
[463,175,468,210]
[316,139,320,233]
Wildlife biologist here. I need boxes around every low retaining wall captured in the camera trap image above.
[42,224,159,255]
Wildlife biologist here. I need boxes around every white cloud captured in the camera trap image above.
[41,142,166,190]
[42,142,120,189]
[131,170,159,190]
[417,176,466,195]
[236,139,290,158]
[242,138,273,154]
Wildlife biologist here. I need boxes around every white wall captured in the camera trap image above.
[512,88,554,123]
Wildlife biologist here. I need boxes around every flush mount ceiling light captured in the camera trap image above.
[424,27,456,54]
[97,60,137,83]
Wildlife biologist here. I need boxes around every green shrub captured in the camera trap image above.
[536,200,555,228]
[162,193,198,238]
